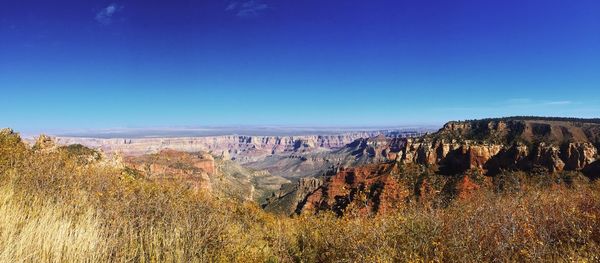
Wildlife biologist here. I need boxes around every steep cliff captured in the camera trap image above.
[401,119,600,175]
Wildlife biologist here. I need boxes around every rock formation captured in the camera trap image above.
[298,163,410,216]
[125,149,290,201]
[266,118,600,216]
[399,119,600,175]
[33,134,57,152]
[125,149,216,192]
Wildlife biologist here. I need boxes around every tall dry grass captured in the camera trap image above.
[0,186,106,262]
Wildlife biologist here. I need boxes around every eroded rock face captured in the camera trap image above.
[400,138,598,175]
[532,143,565,172]
[297,177,323,194]
[262,177,324,215]
[125,149,215,192]
[562,143,598,170]
[468,145,504,170]
[274,164,485,216]
[296,163,411,216]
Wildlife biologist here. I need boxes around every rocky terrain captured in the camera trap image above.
[400,118,600,175]
[124,149,289,202]
[245,135,405,179]
[124,150,217,192]
[265,118,600,215]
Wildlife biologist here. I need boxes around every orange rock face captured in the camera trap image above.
[468,145,503,170]
[299,163,410,216]
[124,149,215,192]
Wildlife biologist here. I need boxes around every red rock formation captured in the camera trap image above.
[125,149,215,192]
[299,163,411,216]
[454,176,480,200]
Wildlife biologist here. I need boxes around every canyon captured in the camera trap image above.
[35,117,600,216]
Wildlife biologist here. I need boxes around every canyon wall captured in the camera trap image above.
[266,119,600,216]
[399,119,600,175]
[55,131,394,163]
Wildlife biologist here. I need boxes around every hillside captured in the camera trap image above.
[435,117,600,145]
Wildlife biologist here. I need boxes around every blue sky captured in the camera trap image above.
[1,0,599,134]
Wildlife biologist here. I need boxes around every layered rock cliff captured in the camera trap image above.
[125,149,216,192]
[400,119,600,176]
[55,131,394,163]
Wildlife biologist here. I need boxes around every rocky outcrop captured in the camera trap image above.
[125,149,216,192]
[398,118,600,175]
[270,163,486,216]
[297,163,410,216]
[399,138,598,175]
[264,163,413,216]
[562,143,598,170]
[262,177,324,215]
[33,134,57,152]
[436,118,600,145]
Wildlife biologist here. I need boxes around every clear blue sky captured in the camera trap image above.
[1,0,599,134]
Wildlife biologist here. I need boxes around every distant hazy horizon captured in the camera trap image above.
[20,124,436,139]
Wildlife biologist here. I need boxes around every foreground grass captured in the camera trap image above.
[1,132,600,262]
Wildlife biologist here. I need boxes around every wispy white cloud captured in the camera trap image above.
[544,100,573,105]
[226,1,269,18]
[95,3,123,25]
[505,98,576,107]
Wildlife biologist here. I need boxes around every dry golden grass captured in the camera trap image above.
[0,187,106,262]
[1,131,600,262]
